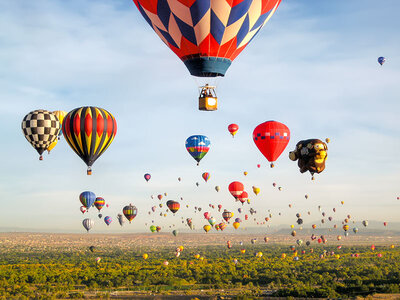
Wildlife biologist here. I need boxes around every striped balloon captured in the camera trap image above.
[167,200,180,214]
[82,218,94,232]
[80,191,96,210]
[94,197,105,212]
[62,106,117,175]
[123,204,138,223]
[104,216,112,226]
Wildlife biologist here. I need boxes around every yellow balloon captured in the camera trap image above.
[252,186,260,195]
[178,246,184,251]
[325,138,331,143]
[233,222,240,229]
[142,253,148,260]
[290,224,294,228]
[52,110,67,125]
[244,171,248,176]
[203,225,211,233]
[335,254,340,259]
[194,254,200,259]
[47,139,58,153]
[240,249,246,254]
[281,253,287,259]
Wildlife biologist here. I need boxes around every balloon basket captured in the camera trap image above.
[199,96,218,111]
[39,156,43,161]
[87,169,92,175]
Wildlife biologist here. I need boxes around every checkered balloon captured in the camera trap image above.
[21,109,61,160]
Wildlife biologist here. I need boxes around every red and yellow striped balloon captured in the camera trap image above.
[62,107,117,175]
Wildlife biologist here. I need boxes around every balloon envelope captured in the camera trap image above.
[185,135,210,165]
[131,0,282,77]
[253,120,290,166]
[62,106,117,175]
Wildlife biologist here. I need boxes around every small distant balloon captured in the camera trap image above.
[228,124,239,137]
[144,173,151,182]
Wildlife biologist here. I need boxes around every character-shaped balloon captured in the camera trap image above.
[289,139,328,180]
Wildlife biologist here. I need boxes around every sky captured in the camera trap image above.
[0,0,399,233]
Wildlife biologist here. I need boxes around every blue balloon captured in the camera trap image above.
[185,135,211,165]
[378,56,386,65]
[104,216,112,226]
[79,191,96,210]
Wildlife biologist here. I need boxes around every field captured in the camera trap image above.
[0,233,400,299]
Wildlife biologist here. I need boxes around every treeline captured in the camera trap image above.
[0,245,399,298]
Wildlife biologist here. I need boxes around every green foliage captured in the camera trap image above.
[0,245,399,298]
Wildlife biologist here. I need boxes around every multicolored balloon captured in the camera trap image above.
[80,191,96,210]
[253,121,290,167]
[62,106,117,175]
[131,0,281,78]
[123,204,138,223]
[202,172,210,182]
[167,200,180,214]
[94,197,105,212]
[185,135,210,165]
[104,216,112,226]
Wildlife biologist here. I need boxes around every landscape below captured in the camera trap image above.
[0,233,399,299]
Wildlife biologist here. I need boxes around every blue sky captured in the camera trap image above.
[0,0,399,233]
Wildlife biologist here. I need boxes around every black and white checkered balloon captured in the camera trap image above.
[21,109,60,159]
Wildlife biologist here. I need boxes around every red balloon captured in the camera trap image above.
[228,124,239,137]
[253,121,290,167]
[237,191,248,204]
[203,212,211,220]
[228,181,244,200]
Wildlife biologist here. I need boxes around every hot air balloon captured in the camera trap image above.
[94,197,105,212]
[123,204,138,223]
[22,110,61,160]
[203,225,211,233]
[144,173,151,182]
[142,253,148,260]
[202,172,210,182]
[215,186,220,192]
[104,216,112,226]
[52,110,68,139]
[95,257,101,264]
[237,191,248,204]
[228,182,244,200]
[353,227,358,234]
[253,121,290,167]
[343,224,349,231]
[80,206,86,214]
[185,135,210,165]
[289,139,328,180]
[222,211,234,222]
[117,214,124,226]
[82,218,94,232]
[80,191,96,210]
[252,186,260,196]
[362,220,368,227]
[131,0,282,111]
[150,225,157,232]
[156,226,162,232]
[208,217,216,226]
[47,139,58,154]
[219,223,227,231]
[378,56,386,65]
[233,222,240,229]
[62,107,117,175]
[172,230,178,237]
[167,200,180,214]
[228,124,239,137]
